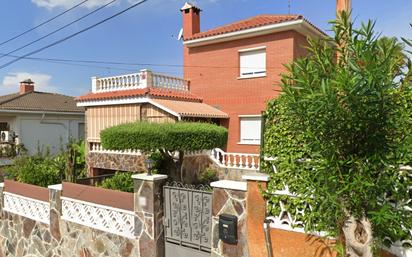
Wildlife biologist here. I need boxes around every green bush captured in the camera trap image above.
[197,167,219,185]
[101,122,227,151]
[5,155,61,187]
[99,172,134,192]
[5,139,87,187]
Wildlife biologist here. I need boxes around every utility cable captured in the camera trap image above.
[0,0,117,60]
[0,0,88,47]
[0,0,149,70]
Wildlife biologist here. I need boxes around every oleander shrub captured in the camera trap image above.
[263,13,412,256]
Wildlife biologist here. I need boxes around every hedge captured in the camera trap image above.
[101,122,227,151]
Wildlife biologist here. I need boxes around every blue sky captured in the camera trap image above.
[0,0,411,96]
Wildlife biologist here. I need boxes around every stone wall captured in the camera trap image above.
[0,174,167,257]
[211,181,248,257]
[87,152,146,173]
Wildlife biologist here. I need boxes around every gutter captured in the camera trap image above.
[184,19,328,47]
[0,109,84,116]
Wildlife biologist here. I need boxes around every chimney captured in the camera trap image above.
[336,0,351,17]
[181,2,201,39]
[20,79,34,94]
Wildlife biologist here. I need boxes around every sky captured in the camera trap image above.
[0,0,411,96]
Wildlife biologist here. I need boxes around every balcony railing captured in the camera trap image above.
[210,148,260,170]
[92,69,189,93]
[89,142,142,156]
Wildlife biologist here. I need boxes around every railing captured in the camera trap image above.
[89,142,142,156]
[92,69,189,93]
[61,197,136,239]
[3,192,50,224]
[210,148,260,170]
[152,73,189,91]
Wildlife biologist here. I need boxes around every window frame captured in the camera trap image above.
[238,46,267,79]
[238,115,262,145]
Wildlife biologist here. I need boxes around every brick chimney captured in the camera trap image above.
[336,0,351,16]
[181,2,201,39]
[20,79,34,94]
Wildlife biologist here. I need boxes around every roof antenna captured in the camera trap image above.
[288,0,291,14]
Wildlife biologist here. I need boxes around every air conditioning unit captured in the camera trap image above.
[0,131,11,143]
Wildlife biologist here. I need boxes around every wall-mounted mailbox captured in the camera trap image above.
[219,214,238,244]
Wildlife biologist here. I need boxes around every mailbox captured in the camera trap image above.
[219,214,238,244]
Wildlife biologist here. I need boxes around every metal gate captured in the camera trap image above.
[163,182,213,257]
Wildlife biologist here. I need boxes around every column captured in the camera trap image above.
[132,174,167,257]
[242,173,270,257]
[210,180,248,257]
[48,184,62,242]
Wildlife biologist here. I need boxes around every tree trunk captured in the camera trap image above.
[342,216,373,257]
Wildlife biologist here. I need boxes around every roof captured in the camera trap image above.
[151,99,228,119]
[185,14,325,41]
[76,88,202,102]
[0,91,84,113]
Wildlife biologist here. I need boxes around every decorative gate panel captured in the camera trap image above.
[164,182,212,257]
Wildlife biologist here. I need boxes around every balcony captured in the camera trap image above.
[91,69,189,93]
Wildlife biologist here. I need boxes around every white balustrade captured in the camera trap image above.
[92,70,189,93]
[3,192,50,224]
[89,142,142,156]
[61,197,136,239]
[94,73,142,92]
[210,148,260,170]
[152,73,189,91]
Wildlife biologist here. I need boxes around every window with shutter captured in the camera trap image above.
[239,116,261,145]
[239,48,266,78]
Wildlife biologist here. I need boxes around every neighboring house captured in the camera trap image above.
[0,79,85,155]
[76,70,228,176]
[181,3,326,153]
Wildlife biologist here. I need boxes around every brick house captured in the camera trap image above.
[181,3,326,153]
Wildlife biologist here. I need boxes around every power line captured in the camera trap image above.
[0,0,149,71]
[0,52,264,69]
[0,0,117,61]
[0,0,88,47]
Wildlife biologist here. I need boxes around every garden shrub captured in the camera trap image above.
[101,122,227,151]
[263,13,412,256]
[197,167,219,185]
[99,171,134,193]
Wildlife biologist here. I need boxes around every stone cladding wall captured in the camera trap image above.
[211,187,248,257]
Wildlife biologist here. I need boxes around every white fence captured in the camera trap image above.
[92,69,189,93]
[210,148,260,170]
[3,192,50,224]
[61,197,136,239]
[89,142,142,156]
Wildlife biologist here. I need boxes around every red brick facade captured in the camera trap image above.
[183,9,310,153]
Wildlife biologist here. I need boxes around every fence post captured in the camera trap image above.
[0,182,4,217]
[242,173,270,257]
[48,184,62,242]
[132,174,167,257]
[210,180,248,257]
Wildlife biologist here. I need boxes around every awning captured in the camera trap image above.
[151,99,228,119]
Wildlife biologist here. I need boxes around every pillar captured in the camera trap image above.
[242,173,270,257]
[132,174,167,257]
[48,184,62,242]
[210,180,248,257]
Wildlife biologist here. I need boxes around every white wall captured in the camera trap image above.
[10,113,84,155]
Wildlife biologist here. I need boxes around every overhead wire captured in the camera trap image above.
[0,0,89,47]
[0,0,117,60]
[0,0,149,70]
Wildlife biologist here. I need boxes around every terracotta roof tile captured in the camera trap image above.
[0,91,84,113]
[76,88,202,102]
[186,14,304,40]
[151,99,228,119]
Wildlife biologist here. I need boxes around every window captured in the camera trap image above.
[239,47,266,78]
[239,116,262,145]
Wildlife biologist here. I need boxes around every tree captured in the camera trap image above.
[263,13,412,257]
[100,122,227,180]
